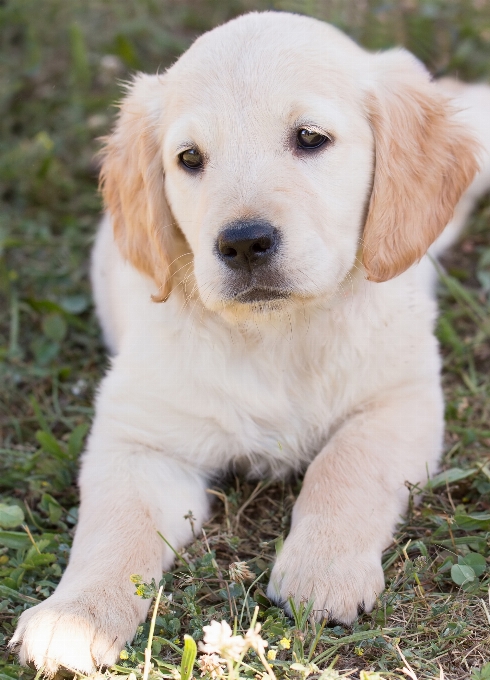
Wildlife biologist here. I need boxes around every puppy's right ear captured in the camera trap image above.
[99,74,173,302]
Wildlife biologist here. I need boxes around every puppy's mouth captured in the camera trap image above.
[234,287,290,304]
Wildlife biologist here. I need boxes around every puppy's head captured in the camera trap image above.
[100,12,478,317]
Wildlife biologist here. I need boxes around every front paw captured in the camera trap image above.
[267,518,386,624]
[10,588,145,676]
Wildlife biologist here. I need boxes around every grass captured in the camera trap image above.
[0,0,489,678]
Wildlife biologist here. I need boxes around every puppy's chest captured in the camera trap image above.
[149,327,359,475]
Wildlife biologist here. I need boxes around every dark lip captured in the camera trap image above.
[234,287,290,303]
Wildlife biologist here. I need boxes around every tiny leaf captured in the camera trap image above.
[427,467,477,489]
[458,553,487,577]
[36,431,67,460]
[0,530,32,549]
[0,504,25,529]
[451,563,476,586]
[68,423,89,458]
[42,313,67,342]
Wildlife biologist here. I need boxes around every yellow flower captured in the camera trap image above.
[130,574,143,584]
[279,638,290,649]
[267,649,277,660]
[119,649,129,660]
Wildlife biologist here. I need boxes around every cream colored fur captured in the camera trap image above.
[11,11,490,676]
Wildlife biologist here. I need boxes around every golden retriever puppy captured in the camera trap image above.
[11,11,490,676]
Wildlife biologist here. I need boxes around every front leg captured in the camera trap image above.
[10,426,209,676]
[268,383,443,623]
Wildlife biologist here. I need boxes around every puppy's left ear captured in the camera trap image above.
[100,74,174,302]
[362,49,479,282]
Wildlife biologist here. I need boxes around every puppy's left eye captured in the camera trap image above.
[179,148,203,170]
[297,128,332,149]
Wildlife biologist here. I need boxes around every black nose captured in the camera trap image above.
[216,220,278,270]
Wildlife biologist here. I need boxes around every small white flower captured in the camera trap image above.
[71,378,87,396]
[229,561,255,583]
[100,54,124,73]
[198,653,226,678]
[199,620,246,661]
[245,622,268,656]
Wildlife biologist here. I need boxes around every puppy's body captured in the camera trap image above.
[93,215,441,479]
[11,11,490,675]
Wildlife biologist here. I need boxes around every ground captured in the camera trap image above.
[0,1,489,679]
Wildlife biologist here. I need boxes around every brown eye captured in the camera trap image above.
[179,148,203,169]
[297,128,331,149]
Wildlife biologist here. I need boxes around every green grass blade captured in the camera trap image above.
[180,634,198,680]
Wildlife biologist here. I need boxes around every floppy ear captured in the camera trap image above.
[99,74,174,302]
[362,49,479,282]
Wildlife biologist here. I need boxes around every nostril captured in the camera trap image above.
[251,238,272,254]
[221,246,238,258]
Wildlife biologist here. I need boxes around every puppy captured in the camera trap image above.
[11,11,490,676]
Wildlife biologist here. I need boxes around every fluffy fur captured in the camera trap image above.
[11,11,490,675]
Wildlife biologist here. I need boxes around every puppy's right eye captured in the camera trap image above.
[179,148,203,170]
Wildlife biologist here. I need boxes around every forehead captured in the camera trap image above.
[162,12,367,132]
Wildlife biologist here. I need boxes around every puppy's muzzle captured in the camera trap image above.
[216,220,279,271]
[215,219,288,304]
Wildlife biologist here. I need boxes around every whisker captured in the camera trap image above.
[168,259,193,281]
[166,251,193,270]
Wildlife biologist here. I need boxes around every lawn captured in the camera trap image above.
[0,1,489,679]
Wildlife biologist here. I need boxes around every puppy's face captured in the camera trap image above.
[101,13,478,319]
[161,30,373,316]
